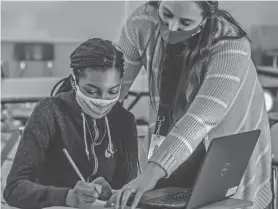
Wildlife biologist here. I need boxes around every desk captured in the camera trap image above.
[265,49,278,69]
[257,67,278,88]
[1,77,64,103]
[123,72,149,111]
[1,198,253,209]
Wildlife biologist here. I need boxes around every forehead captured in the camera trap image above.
[161,1,203,19]
[80,68,121,87]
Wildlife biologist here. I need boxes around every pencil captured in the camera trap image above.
[63,148,86,182]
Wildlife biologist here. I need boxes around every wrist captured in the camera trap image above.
[65,189,74,207]
[146,162,166,180]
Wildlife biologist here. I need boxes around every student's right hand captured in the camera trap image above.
[65,180,102,208]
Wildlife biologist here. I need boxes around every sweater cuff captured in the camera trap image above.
[149,135,192,177]
[49,187,70,206]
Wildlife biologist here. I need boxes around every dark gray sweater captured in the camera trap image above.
[3,91,138,209]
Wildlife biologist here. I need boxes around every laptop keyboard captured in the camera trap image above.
[143,189,192,205]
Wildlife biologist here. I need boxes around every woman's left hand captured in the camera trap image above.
[106,162,166,209]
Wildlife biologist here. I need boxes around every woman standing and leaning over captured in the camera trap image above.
[109,1,272,209]
[4,38,139,209]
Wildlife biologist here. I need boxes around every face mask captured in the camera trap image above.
[158,14,204,45]
[71,72,120,119]
[75,85,120,119]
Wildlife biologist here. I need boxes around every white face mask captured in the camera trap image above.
[71,73,120,119]
[75,85,120,119]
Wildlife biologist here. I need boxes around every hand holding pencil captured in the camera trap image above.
[65,180,103,208]
[63,149,108,208]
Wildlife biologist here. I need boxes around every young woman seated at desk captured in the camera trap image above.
[3,38,140,209]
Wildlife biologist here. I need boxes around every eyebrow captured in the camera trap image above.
[163,6,196,23]
[110,84,121,89]
[86,83,121,89]
[163,6,174,16]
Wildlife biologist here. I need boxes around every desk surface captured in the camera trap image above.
[265,49,278,56]
[1,198,253,209]
[1,77,63,103]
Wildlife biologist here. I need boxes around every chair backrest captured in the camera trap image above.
[271,123,278,161]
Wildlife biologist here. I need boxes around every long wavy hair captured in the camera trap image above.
[147,1,249,126]
[51,38,140,182]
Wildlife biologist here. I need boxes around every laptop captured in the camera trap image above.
[129,130,261,209]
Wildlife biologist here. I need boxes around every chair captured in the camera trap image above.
[271,123,278,209]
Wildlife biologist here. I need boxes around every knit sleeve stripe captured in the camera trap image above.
[235,77,258,133]
[195,95,228,109]
[205,74,240,82]
[240,175,256,192]
[133,15,157,25]
[255,144,270,165]
[123,80,134,84]
[185,113,211,133]
[254,104,265,129]
[216,50,249,57]
[168,132,194,154]
[217,63,251,114]
[171,61,251,142]
[125,57,142,66]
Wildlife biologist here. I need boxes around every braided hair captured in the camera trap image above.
[51,38,140,183]
[51,38,124,96]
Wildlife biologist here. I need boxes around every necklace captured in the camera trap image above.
[85,117,114,160]
[85,119,106,146]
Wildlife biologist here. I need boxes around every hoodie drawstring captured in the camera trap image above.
[105,117,114,157]
[81,112,90,160]
[81,112,114,176]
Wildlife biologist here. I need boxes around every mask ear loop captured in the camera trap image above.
[71,70,90,160]
[190,20,206,36]
[70,70,78,91]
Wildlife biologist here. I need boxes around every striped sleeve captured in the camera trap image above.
[117,8,143,101]
[149,39,251,176]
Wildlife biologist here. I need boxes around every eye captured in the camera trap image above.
[85,88,99,96]
[88,91,99,97]
[109,89,119,95]
[163,12,173,18]
[180,21,193,27]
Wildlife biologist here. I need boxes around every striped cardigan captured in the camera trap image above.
[117,3,272,209]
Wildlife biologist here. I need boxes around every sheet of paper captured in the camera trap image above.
[45,200,106,209]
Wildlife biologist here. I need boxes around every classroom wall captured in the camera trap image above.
[1,1,278,120]
[1,1,126,41]
[2,1,278,44]
[2,1,278,77]
[1,1,128,77]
